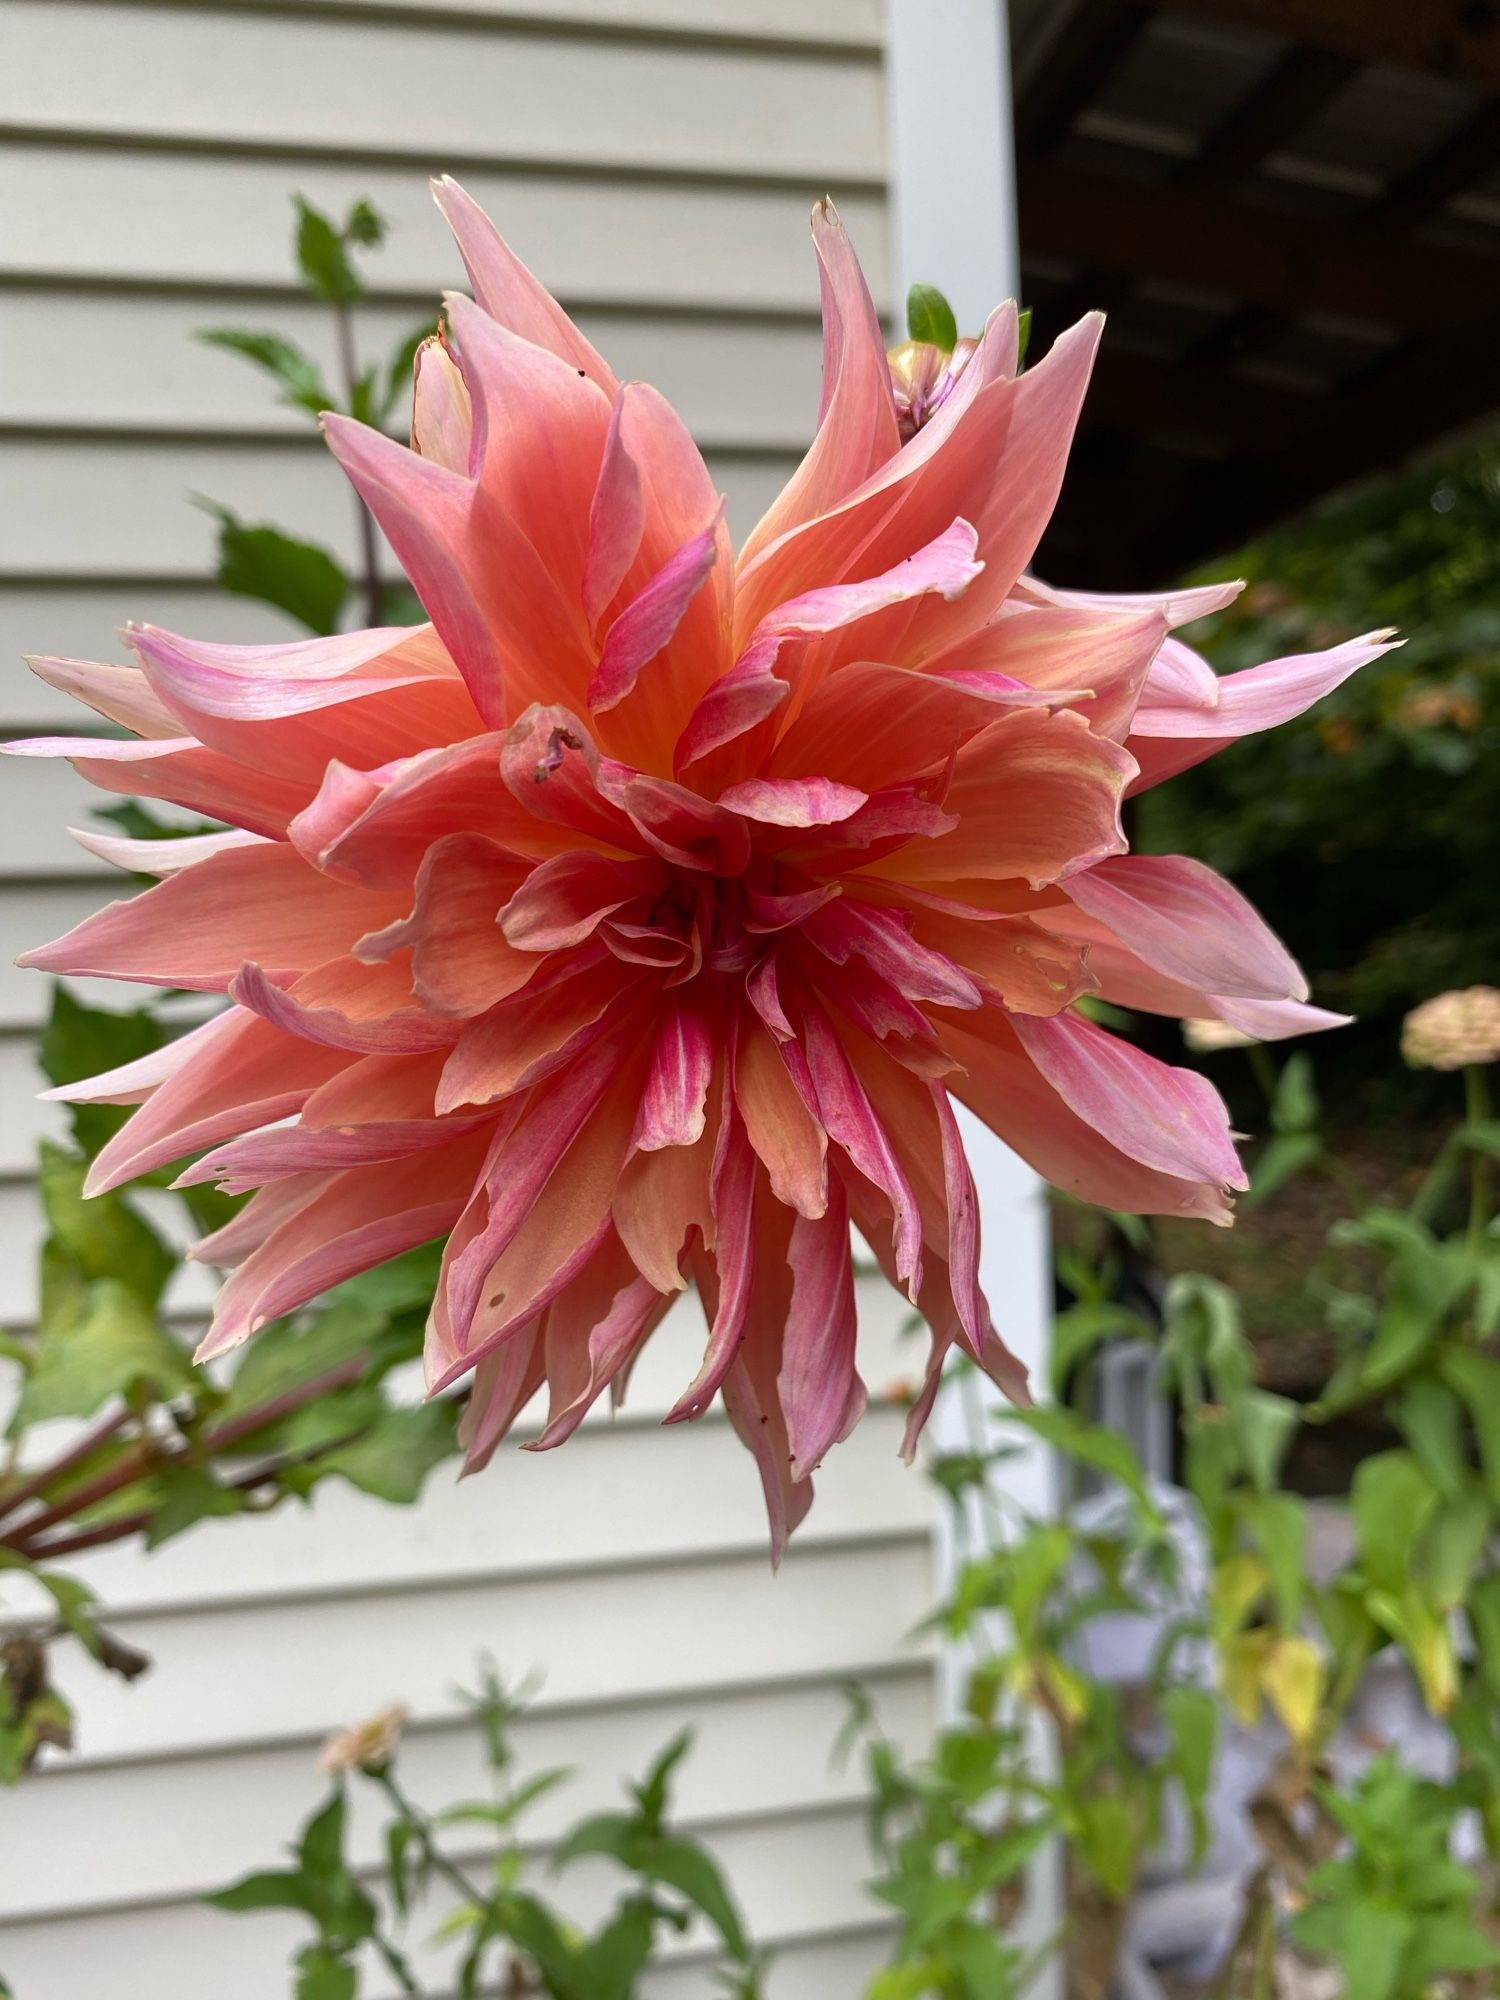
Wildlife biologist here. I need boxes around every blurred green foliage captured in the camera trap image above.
[1141,438,1500,1094]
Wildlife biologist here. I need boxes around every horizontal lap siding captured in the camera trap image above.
[0,5,922,1994]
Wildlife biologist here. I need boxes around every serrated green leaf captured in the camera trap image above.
[37,1140,174,1308]
[144,1465,247,1550]
[1352,1451,1438,1595]
[295,198,361,303]
[308,1400,458,1503]
[15,1277,191,1428]
[906,282,958,352]
[198,329,332,417]
[38,987,166,1156]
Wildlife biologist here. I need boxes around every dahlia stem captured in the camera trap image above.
[0,1356,367,1554]
[1467,1063,1493,1258]
[332,297,385,626]
[0,1406,131,1530]
[373,1768,487,1910]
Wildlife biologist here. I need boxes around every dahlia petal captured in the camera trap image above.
[361,832,537,1016]
[611,771,750,875]
[925,602,1167,742]
[796,1001,923,1293]
[664,1085,758,1424]
[583,385,647,630]
[19,844,404,992]
[3,733,308,839]
[1014,572,1244,630]
[738,198,900,570]
[1066,854,1308,1003]
[1138,635,1220,711]
[69,825,269,876]
[127,620,456,718]
[734,1015,828,1219]
[1012,1009,1246,1191]
[177,1109,484,1196]
[1127,630,1398,791]
[715,776,868,828]
[857,708,1131,890]
[1210,995,1353,1040]
[444,292,612,622]
[532,1248,667,1450]
[587,515,721,715]
[613,1118,716,1292]
[432,176,616,392]
[944,1012,1234,1224]
[231,957,457,1055]
[779,1180,861,1480]
[636,999,714,1150]
[930,1082,985,1359]
[411,333,474,473]
[437,955,639,1111]
[196,1142,484,1360]
[723,1348,813,1570]
[767,656,1079,794]
[322,413,508,729]
[23,655,180,737]
[499,705,639,851]
[82,1010,346,1196]
[801,898,983,1011]
[499,850,664,952]
[459,1322,546,1474]
[432,1028,645,1365]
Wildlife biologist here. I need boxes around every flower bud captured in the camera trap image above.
[887,336,979,442]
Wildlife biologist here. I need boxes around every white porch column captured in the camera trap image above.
[883,4,1063,1986]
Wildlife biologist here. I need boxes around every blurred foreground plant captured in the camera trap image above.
[209,1667,768,2000]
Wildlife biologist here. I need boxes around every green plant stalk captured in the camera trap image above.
[332,296,384,625]
[1467,1063,1492,1255]
[372,1767,488,1912]
[0,1354,369,1554]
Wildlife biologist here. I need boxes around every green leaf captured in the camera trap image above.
[37,1140,175,1307]
[1048,1301,1154,1397]
[1438,1348,1500,1508]
[294,1946,357,2000]
[1420,1487,1492,1610]
[332,1240,443,1317]
[1270,1051,1319,1134]
[1241,1490,1306,1626]
[144,1465,246,1550]
[1396,1377,1467,1499]
[1230,1387,1300,1492]
[198,329,333,417]
[906,282,958,352]
[309,1401,458,1504]
[1467,1574,1500,1701]
[1351,1451,1438,1595]
[217,1301,386,1425]
[38,987,166,1156]
[1016,305,1032,367]
[299,1788,348,1882]
[1243,1131,1322,1209]
[205,1868,322,1916]
[1001,1406,1159,1521]
[200,503,348,635]
[15,1278,191,1428]
[1359,1244,1467,1394]
[1162,1683,1218,1862]
[344,200,385,248]
[634,1730,693,1830]
[1339,1900,1414,2000]
[295,197,362,303]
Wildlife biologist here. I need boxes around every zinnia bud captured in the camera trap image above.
[320,1702,409,1775]
[1401,988,1500,1071]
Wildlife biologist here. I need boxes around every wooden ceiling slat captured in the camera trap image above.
[1150,0,1500,92]
[1371,99,1500,230]
[1015,0,1152,155]
[1184,42,1358,186]
[1083,348,1321,453]
[1018,163,1500,332]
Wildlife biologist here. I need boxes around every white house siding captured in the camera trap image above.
[0,4,942,1993]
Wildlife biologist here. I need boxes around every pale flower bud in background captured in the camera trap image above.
[1183,1017,1260,1053]
[319,1702,410,1775]
[1401,987,1500,1071]
[886,336,979,442]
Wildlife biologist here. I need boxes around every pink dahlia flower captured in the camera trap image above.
[13,185,1394,1551]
